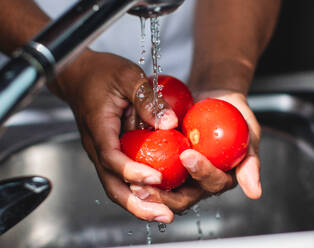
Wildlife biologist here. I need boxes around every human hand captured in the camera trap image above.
[130,89,262,213]
[49,50,179,223]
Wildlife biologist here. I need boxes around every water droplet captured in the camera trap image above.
[136,85,146,100]
[158,223,167,233]
[128,230,133,236]
[139,121,145,130]
[156,111,164,119]
[191,204,200,217]
[95,199,100,205]
[216,211,221,219]
[92,4,99,11]
[156,84,164,91]
[138,58,145,65]
[154,6,161,12]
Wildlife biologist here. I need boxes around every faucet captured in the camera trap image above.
[0,0,185,126]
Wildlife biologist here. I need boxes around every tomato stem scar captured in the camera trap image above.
[189,129,200,145]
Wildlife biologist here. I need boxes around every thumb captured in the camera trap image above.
[132,81,178,130]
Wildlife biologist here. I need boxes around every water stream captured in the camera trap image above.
[150,17,163,129]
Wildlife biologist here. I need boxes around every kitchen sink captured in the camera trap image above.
[0,91,313,247]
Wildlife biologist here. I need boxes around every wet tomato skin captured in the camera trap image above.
[148,75,194,126]
[182,98,249,171]
[120,129,190,190]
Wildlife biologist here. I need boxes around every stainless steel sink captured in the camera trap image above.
[0,91,314,247]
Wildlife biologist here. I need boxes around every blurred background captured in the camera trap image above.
[256,0,314,76]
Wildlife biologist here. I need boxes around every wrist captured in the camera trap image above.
[188,58,256,96]
[47,48,96,101]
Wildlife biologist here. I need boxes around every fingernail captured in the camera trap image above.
[254,180,262,198]
[144,175,161,185]
[182,157,198,173]
[130,185,150,200]
[158,109,178,130]
[154,216,170,223]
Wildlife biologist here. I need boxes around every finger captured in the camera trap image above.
[104,149,163,185]
[81,132,172,222]
[98,169,174,223]
[122,105,137,132]
[236,146,262,199]
[133,81,178,130]
[235,108,262,199]
[84,107,162,185]
[180,149,236,193]
[130,183,206,213]
[121,105,152,134]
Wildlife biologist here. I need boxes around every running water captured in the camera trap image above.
[145,223,152,245]
[191,204,204,240]
[138,17,147,65]
[137,16,163,130]
[150,17,163,129]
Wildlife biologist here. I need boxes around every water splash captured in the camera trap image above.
[138,121,145,130]
[136,84,145,100]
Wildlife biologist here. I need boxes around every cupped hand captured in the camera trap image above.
[130,89,262,213]
[49,49,178,223]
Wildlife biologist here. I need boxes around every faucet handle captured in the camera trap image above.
[128,0,185,18]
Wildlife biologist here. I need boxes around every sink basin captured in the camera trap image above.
[0,92,314,247]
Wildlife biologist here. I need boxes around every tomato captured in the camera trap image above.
[120,129,190,190]
[182,98,249,171]
[148,75,194,126]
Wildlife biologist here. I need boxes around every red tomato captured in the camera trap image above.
[148,75,194,126]
[120,129,190,190]
[182,98,249,171]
